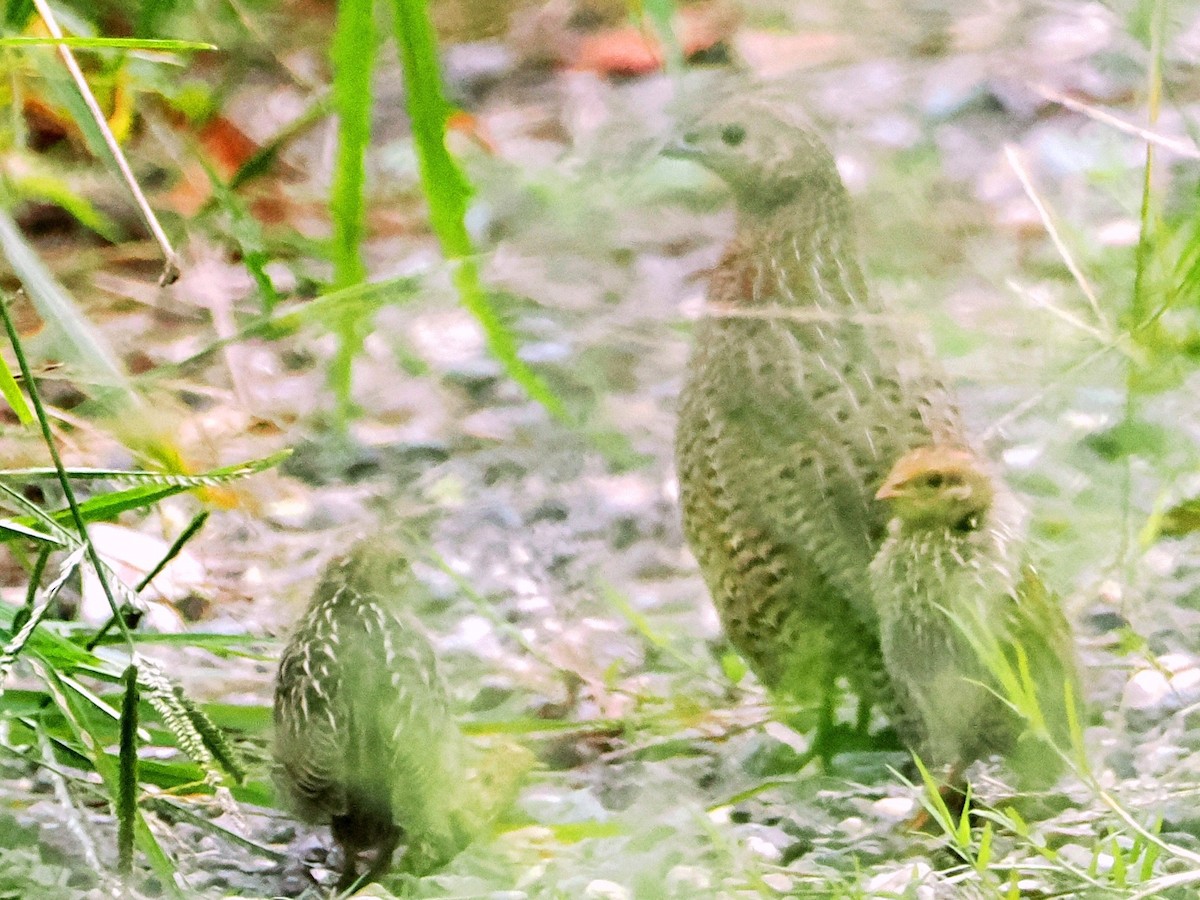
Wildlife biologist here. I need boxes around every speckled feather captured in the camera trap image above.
[673,97,959,727]
[273,543,518,881]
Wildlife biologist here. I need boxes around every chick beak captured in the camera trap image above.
[875,480,905,501]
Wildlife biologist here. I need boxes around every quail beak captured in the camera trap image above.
[875,480,905,501]
[662,132,701,160]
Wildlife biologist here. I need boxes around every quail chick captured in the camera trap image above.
[670,93,958,752]
[273,541,529,890]
[871,445,1082,789]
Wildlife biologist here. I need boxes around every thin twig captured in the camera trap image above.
[30,0,180,284]
[702,302,908,326]
[1004,143,1108,331]
[1031,83,1200,159]
[1005,279,1112,345]
[978,344,1116,442]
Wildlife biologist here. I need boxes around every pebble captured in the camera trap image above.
[761,872,794,892]
[864,862,935,899]
[1122,654,1200,714]
[873,796,917,820]
[743,833,782,862]
[583,880,630,900]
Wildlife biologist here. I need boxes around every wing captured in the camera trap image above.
[347,603,468,866]
[273,603,349,824]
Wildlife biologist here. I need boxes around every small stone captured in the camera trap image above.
[837,816,868,839]
[760,872,793,892]
[744,834,782,862]
[865,862,935,899]
[583,880,630,900]
[1122,668,1173,712]
[1122,657,1200,715]
[873,796,916,820]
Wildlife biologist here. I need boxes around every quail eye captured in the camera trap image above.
[720,124,746,146]
[953,513,980,533]
[926,474,944,489]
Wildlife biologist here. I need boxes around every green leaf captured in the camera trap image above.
[35,659,182,895]
[2,451,290,485]
[0,518,59,544]
[0,212,141,422]
[1155,497,1200,538]
[977,820,993,870]
[0,452,289,538]
[636,0,682,71]
[117,665,139,874]
[0,352,32,425]
[389,0,569,423]
[1112,835,1128,888]
[327,0,376,421]
[719,650,747,685]
[5,0,33,30]
[1083,418,1168,461]
[42,484,188,529]
[10,172,123,242]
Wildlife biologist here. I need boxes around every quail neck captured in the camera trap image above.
[668,101,866,311]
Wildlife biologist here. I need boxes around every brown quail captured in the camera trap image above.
[273,540,529,890]
[669,94,961,757]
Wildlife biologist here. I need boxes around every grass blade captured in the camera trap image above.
[328,0,376,421]
[0,351,32,423]
[390,0,569,422]
[118,664,139,874]
[0,214,135,417]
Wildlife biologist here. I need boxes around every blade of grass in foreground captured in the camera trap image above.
[389,0,569,423]
[0,351,32,424]
[37,659,182,894]
[327,0,376,423]
[0,209,134,416]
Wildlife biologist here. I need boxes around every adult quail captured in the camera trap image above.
[872,445,1082,789]
[669,93,958,754]
[273,540,528,890]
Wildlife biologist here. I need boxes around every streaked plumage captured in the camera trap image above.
[273,542,528,889]
[871,445,1082,787]
[670,95,957,744]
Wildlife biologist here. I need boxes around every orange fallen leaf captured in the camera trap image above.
[571,5,737,76]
